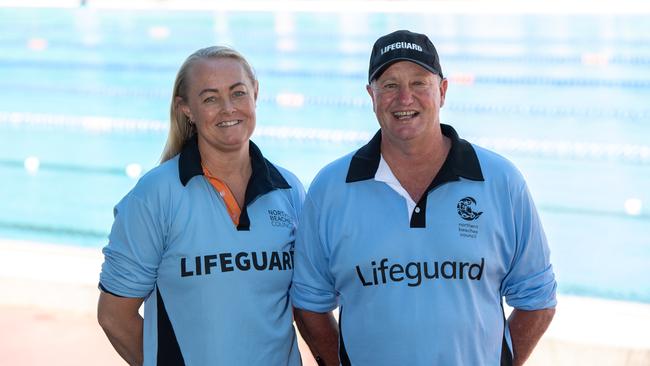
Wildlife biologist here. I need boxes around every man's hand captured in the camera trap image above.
[294,308,340,366]
[509,308,555,366]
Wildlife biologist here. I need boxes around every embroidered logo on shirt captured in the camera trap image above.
[457,197,481,238]
[268,209,293,228]
[457,197,483,221]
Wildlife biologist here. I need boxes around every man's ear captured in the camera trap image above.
[366,84,377,113]
[439,78,448,108]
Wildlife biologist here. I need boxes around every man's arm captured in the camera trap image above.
[294,308,339,366]
[508,307,555,366]
[97,290,145,366]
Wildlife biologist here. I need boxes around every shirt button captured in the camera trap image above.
[414,207,421,213]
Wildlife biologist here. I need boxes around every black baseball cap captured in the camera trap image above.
[368,30,443,83]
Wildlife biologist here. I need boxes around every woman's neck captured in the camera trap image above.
[198,140,251,180]
[198,140,253,209]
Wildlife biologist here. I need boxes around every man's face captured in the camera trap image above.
[366,61,447,146]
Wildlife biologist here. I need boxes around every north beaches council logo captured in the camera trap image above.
[457,196,482,238]
[268,209,293,228]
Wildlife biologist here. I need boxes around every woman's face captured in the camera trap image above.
[179,57,258,153]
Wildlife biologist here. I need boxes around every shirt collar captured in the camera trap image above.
[375,154,398,185]
[178,134,290,191]
[346,124,484,184]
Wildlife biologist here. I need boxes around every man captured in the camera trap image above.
[291,30,556,366]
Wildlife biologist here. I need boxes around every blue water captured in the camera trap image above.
[1,7,649,303]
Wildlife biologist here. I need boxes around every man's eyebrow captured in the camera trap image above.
[229,82,246,90]
[198,82,246,96]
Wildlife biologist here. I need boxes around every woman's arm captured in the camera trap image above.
[97,290,145,366]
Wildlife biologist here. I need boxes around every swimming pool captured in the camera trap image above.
[1,5,649,303]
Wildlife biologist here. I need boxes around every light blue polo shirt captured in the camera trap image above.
[100,135,305,366]
[291,124,557,366]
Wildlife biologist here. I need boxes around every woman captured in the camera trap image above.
[97,46,305,366]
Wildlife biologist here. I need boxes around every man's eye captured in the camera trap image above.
[233,90,246,97]
[384,83,397,89]
[203,96,216,103]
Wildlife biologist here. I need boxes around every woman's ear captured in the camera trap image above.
[176,96,192,121]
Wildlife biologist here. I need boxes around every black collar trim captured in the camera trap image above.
[178,135,290,231]
[178,134,289,189]
[178,134,203,186]
[345,124,484,184]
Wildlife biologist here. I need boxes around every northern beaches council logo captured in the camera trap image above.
[457,196,483,221]
[457,196,482,239]
[268,209,293,228]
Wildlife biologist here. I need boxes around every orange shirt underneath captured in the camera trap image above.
[202,165,241,226]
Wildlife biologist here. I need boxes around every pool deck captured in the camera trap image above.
[1,239,649,365]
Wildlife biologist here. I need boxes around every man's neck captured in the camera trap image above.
[380,128,451,203]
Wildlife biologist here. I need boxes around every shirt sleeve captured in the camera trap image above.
[501,181,557,310]
[289,173,307,221]
[290,192,338,312]
[99,191,164,298]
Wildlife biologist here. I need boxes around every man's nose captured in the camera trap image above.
[397,86,414,104]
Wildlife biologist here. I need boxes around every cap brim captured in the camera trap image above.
[369,58,441,83]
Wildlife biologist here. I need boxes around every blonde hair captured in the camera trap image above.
[160,46,257,163]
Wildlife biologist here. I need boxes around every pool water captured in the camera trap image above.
[0,7,649,303]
